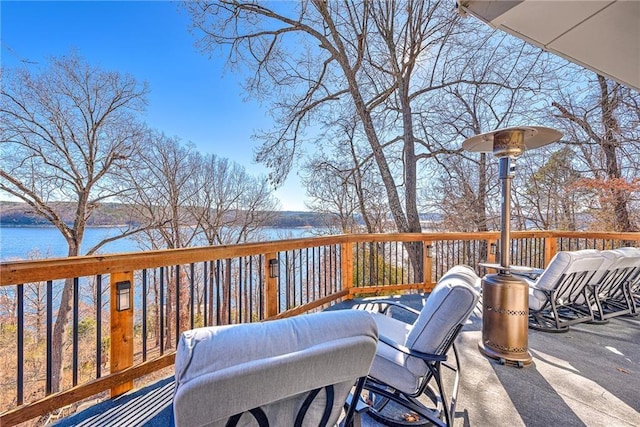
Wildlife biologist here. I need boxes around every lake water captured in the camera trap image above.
[0,226,318,261]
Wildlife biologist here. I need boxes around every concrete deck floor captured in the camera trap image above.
[55,294,640,426]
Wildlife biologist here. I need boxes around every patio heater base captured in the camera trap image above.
[478,273,532,366]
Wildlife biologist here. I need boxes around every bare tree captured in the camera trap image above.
[192,153,279,246]
[0,53,148,392]
[125,132,204,348]
[550,72,640,231]
[301,118,391,233]
[128,132,202,250]
[185,0,482,277]
[421,27,552,233]
[190,153,278,325]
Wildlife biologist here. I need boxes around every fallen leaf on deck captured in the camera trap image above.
[403,413,420,422]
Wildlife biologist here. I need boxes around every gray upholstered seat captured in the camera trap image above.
[173,309,378,427]
[361,265,480,427]
[525,249,605,332]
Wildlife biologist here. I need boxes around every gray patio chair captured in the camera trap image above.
[173,309,378,427]
[526,249,605,332]
[359,265,480,427]
[588,247,640,320]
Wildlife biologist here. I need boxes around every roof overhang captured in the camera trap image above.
[456,0,640,91]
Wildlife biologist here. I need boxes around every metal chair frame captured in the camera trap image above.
[528,269,598,332]
[588,265,639,320]
[225,379,366,427]
[361,301,464,427]
[630,270,640,315]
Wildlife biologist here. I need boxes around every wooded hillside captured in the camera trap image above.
[0,201,329,228]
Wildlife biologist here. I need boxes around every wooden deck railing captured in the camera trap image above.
[0,230,638,425]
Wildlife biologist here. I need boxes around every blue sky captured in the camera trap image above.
[1,0,308,211]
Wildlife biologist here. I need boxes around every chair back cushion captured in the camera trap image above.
[173,310,378,427]
[590,250,621,285]
[533,249,604,291]
[405,269,480,355]
[598,247,640,295]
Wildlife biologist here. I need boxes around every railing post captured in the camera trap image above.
[110,271,133,398]
[487,239,498,264]
[423,241,434,292]
[341,242,354,297]
[544,236,558,267]
[265,253,278,318]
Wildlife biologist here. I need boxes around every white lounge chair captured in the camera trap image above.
[173,310,378,427]
[360,265,480,427]
[589,247,640,320]
[526,249,605,332]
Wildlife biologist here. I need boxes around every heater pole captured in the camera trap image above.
[499,156,513,272]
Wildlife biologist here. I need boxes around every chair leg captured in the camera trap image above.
[363,382,442,427]
[528,311,570,333]
[343,377,367,427]
[362,355,458,427]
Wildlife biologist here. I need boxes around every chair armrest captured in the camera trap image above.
[512,268,544,280]
[373,300,421,317]
[378,334,447,362]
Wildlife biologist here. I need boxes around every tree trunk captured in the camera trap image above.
[50,242,80,393]
[598,76,634,231]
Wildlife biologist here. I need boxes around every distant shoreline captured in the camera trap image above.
[0,224,316,229]
[0,224,132,229]
[0,201,329,228]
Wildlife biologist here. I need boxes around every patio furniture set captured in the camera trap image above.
[171,248,639,426]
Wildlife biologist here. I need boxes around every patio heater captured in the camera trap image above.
[463,126,562,366]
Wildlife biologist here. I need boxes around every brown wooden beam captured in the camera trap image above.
[110,271,134,397]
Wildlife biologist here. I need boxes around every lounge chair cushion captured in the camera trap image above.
[174,310,378,427]
[368,312,423,394]
[527,249,604,311]
[368,268,480,395]
[596,247,640,295]
[441,265,482,291]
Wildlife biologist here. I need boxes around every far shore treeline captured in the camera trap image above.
[0,201,329,229]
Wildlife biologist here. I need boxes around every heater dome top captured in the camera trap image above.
[463,126,562,156]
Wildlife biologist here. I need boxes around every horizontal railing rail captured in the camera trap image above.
[0,230,638,425]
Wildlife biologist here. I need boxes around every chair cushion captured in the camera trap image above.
[591,250,621,285]
[175,309,377,386]
[369,312,424,394]
[368,268,480,395]
[531,249,604,291]
[596,248,640,296]
[405,274,479,355]
[528,249,605,310]
[440,265,482,291]
[173,310,378,427]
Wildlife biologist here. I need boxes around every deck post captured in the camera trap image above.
[110,271,134,397]
[487,239,498,264]
[265,253,279,318]
[423,241,434,291]
[341,242,353,296]
[544,236,558,267]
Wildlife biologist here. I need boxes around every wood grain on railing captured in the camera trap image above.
[110,271,134,398]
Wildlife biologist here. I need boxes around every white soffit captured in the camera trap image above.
[458,0,640,91]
